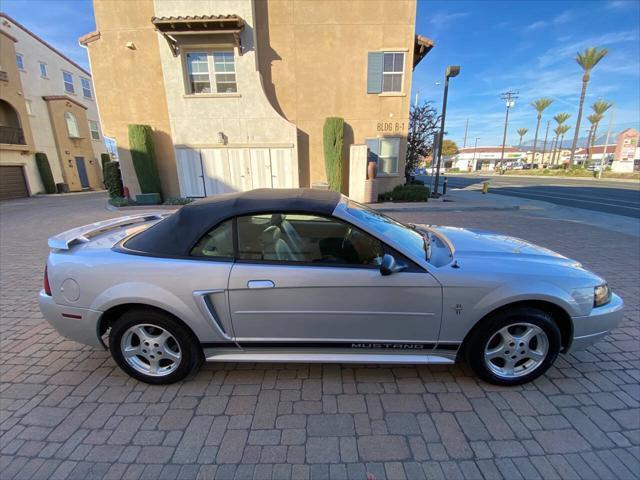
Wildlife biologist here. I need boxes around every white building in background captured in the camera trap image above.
[0,13,107,199]
[448,146,526,171]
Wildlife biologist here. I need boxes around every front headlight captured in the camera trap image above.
[594,283,611,307]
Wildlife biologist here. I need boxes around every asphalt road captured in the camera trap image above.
[418,174,640,218]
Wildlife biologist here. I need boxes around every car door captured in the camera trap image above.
[227,212,442,348]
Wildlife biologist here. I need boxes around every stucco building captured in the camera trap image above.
[0,13,107,200]
[80,0,432,199]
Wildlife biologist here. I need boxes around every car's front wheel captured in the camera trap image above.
[109,308,203,384]
[464,307,561,386]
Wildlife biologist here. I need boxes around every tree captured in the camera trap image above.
[128,124,162,196]
[530,98,553,163]
[406,101,439,179]
[586,113,602,164]
[517,128,528,146]
[557,124,572,165]
[441,139,459,157]
[569,47,609,165]
[587,100,613,163]
[552,113,571,164]
[322,117,344,192]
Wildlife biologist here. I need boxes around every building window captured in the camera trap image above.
[65,112,80,138]
[366,137,401,176]
[39,62,48,78]
[62,71,74,94]
[16,53,24,70]
[88,120,100,140]
[382,52,404,92]
[212,52,237,93]
[80,78,92,99]
[185,50,237,94]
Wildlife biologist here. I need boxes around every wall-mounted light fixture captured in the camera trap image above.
[217,132,226,145]
[125,42,136,50]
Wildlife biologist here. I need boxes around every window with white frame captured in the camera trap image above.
[62,71,74,93]
[39,62,48,78]
[16,53,24,70]
[65,112,80,138]
[382,52,404,93]
[81,78,92,99]
[366,137,401,176]
[185,51,237,94]
[88,120,100,140]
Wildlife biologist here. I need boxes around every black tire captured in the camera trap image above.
[109,308,203,384]
[463,307,561,386]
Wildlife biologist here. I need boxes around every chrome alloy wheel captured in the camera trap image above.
[483,322,549,379]
[120,324,181,377]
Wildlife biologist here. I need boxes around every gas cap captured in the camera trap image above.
[60,278,80,302]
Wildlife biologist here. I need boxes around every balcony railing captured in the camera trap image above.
[0,126,26,145]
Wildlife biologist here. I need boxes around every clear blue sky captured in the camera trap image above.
[414,0,640,146]
[3,0,639,147]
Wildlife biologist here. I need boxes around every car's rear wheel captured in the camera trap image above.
[464,307,561,386]
[109,308,203,384]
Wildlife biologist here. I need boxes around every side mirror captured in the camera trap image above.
[380,254,407,276]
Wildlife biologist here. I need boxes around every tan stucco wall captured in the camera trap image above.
[0,30,40,192]
[255,0,417,193]
[44,98,102,191]
[154,0,298,166]
[85,0,179,197]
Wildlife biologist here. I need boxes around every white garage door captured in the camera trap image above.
[176,147,296,197]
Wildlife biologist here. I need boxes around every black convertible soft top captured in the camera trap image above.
[123,188,342,257]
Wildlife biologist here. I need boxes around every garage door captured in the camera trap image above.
[0,166,28,200]
[176,147,296,197]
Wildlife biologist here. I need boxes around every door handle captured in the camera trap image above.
[247,280,275,289]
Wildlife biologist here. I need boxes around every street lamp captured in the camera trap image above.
[433,65,460,197]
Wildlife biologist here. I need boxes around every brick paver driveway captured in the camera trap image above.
[1,193,639,480]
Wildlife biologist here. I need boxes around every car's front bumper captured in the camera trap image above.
[568,293,624,352]
[38,290,104,348]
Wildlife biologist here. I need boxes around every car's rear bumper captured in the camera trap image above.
[38,290,104,348]
[568,293,624,352]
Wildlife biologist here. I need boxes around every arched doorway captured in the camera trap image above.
[0,100,25,145]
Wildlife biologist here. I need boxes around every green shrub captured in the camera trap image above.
[35,152,56,194]
[109,196,134,207]
[104,161,124,198]
[379,184,430,202]
[128,124,162,197]
[447,167,461,173]
[162,197,194,205]
[322,117,344,192]
[101,153,111,181]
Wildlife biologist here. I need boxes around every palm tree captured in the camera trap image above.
[568,47,609,165]
[517,128,528,147]
[587,100,613,163]
[586,113,602,165]
[530,98,553,163]
[557,124,572,165]
[551,126,562,165]
[553,113,571,163]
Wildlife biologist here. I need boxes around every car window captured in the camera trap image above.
[237,213,384,266]
[190,219,234,258]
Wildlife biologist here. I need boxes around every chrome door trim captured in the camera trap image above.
[192,289,233,341]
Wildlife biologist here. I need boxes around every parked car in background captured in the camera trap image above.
[40,189,623,386]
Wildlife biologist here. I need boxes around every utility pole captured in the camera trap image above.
[598,105,615,179]
[541,120,550,167]
[498,91,519,172]
[471,137,479,171]
[433,66,460,197]
[463,118,469,148]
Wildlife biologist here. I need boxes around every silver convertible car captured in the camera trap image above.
[39,189,624,386]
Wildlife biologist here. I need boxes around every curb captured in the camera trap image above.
[105,201,180,212]
[373,203,520,213]
[443,173,639,183]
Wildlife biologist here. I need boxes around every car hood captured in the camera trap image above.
[430,226,580,267]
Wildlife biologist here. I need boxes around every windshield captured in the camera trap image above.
[345,200,427,260]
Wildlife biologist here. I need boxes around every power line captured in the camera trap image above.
[498,91,519,170]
